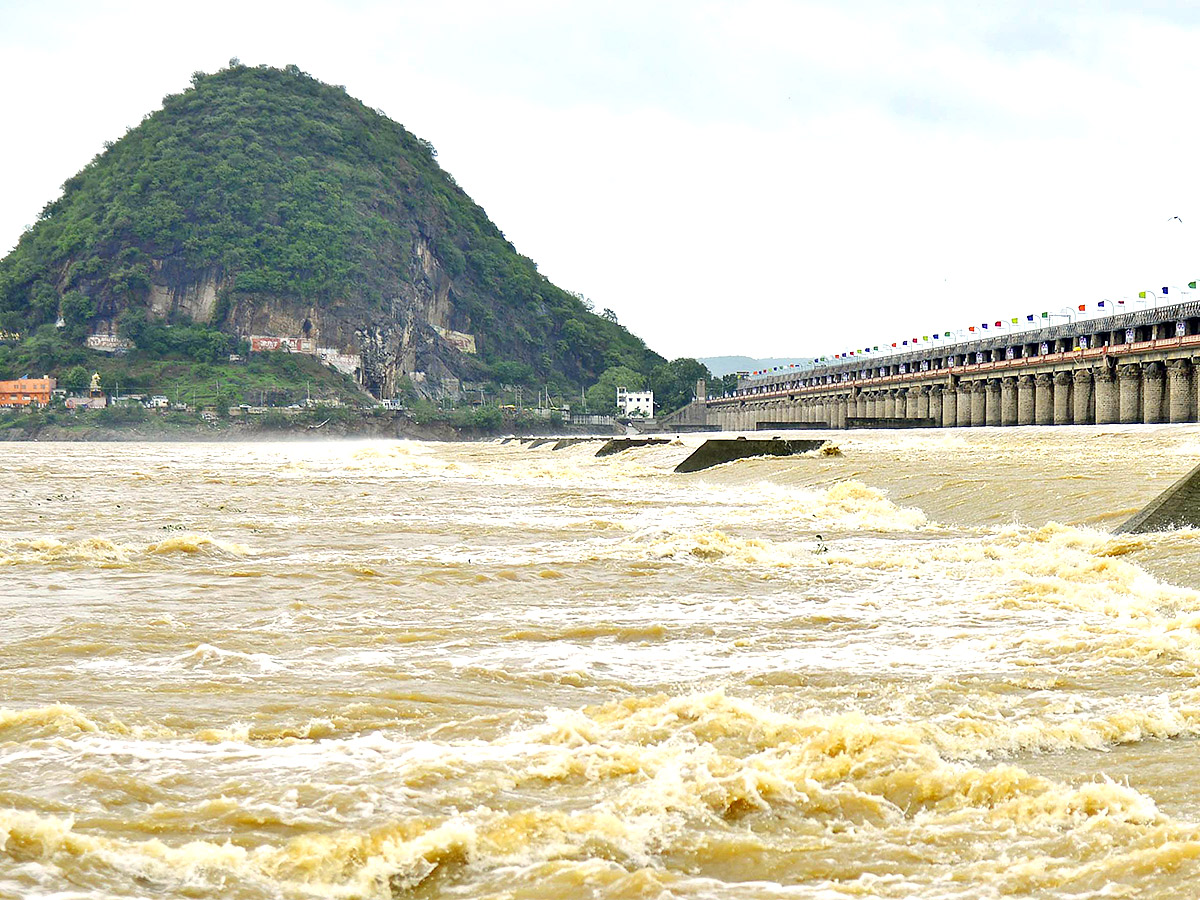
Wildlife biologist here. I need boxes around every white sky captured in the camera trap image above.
[1,0,1197,360]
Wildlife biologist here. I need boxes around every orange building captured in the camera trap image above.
[0,377,57,408]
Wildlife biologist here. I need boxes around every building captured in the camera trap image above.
[616,386,654,418]
[0,377,56,408]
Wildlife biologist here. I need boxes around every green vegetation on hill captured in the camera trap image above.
[0,62,662,395]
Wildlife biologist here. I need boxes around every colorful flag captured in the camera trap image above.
[1011,317,1018,324]
[923,335,929,341]
[933,333,940,340]
[1139,291,1149,298]
[1098,300,1107,307]
[1041,312,1049,318]
[969,326,976,332]
[1163,287,1169,294]
[891,342,897,347]
[873,346,879,351]
[1027,315,1035,322]
[902,340,909,345]
[1078,304,1086,311]
[1190,282,1197,289]
[982,323,989,329]
[995,321,1002,327]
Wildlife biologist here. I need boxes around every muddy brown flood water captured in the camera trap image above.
[3,427,1200,898]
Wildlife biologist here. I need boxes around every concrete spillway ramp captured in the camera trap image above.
[674,438,826,473]
[595,438,671,457]
[552,438,603,451]
[1115,460,1200,534]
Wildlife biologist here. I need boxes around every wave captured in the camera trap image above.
[0,533,250,566]
[0,537,133,566]
[145,534,251,556]
[0,704,170,741]
[4,691,1197,897]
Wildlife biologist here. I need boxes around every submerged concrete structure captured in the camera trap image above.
[700,300,1200,430]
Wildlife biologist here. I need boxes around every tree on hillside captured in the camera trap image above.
[585,365,645,415]
[651,358,711,415]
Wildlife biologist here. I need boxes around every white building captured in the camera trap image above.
[616,386,654,418]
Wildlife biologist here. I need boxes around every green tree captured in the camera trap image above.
[651,358,712,415]
[60,291,95,328]
[62,365,89,391]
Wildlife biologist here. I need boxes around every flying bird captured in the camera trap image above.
[1169,216,1183,222]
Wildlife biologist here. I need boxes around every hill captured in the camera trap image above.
[0,62,661,399]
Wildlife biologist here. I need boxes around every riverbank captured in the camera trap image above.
[0,407,619,442]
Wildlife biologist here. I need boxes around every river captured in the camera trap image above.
[3,428,1200,898]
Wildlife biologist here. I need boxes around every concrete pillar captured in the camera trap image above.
[942,383,957,427]
[905,388,918,419]
[1073,370,1093,425]
[971,380,986,426]
[985,380,1001,426]
[1169,360,1193,423]
[837,397,849,429]
[879,391,891,418]
[1035,374,1054,425]
[1095,370,1119,425]
[1053,372,1073,425]
[866,393,878,418]
[1119,365,1141,424]
[917,386,930,420]
[929,385,944,427]
[1000,377,1018,426]
[856,393,867,419]
[1018,375,1035,425]
[957,384,972,427]
[1143,363,1165,424]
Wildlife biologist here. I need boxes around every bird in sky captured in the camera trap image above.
[1169,216,1183,222]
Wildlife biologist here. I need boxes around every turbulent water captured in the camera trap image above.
[5,428,1200,899]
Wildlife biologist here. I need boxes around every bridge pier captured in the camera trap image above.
[1143,362,1165,424]
[985,380,1001,426]
[1170,360,1193,423]
[1035,374,1053,425]
[1001,377,1018,426]
[1095,370,1118,424]
[1073,370,1093,425]
[930,385,944,426]
[903,387,917,419]
[968,381,982,426]
[943,383,957,427]
[1018,375,1035,425]
[957,383,972,427]
[1119,365,1141,424]
[917,386,930,420]
[1053,372,1072,425]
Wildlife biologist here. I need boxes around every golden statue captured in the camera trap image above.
[89,372,102,396]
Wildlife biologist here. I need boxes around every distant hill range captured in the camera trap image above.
[699,356,815,378]
[0,63,661,397]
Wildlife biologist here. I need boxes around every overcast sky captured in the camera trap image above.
[2,1,1197,360]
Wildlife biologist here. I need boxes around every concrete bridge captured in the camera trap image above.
[698,299,1200,430]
